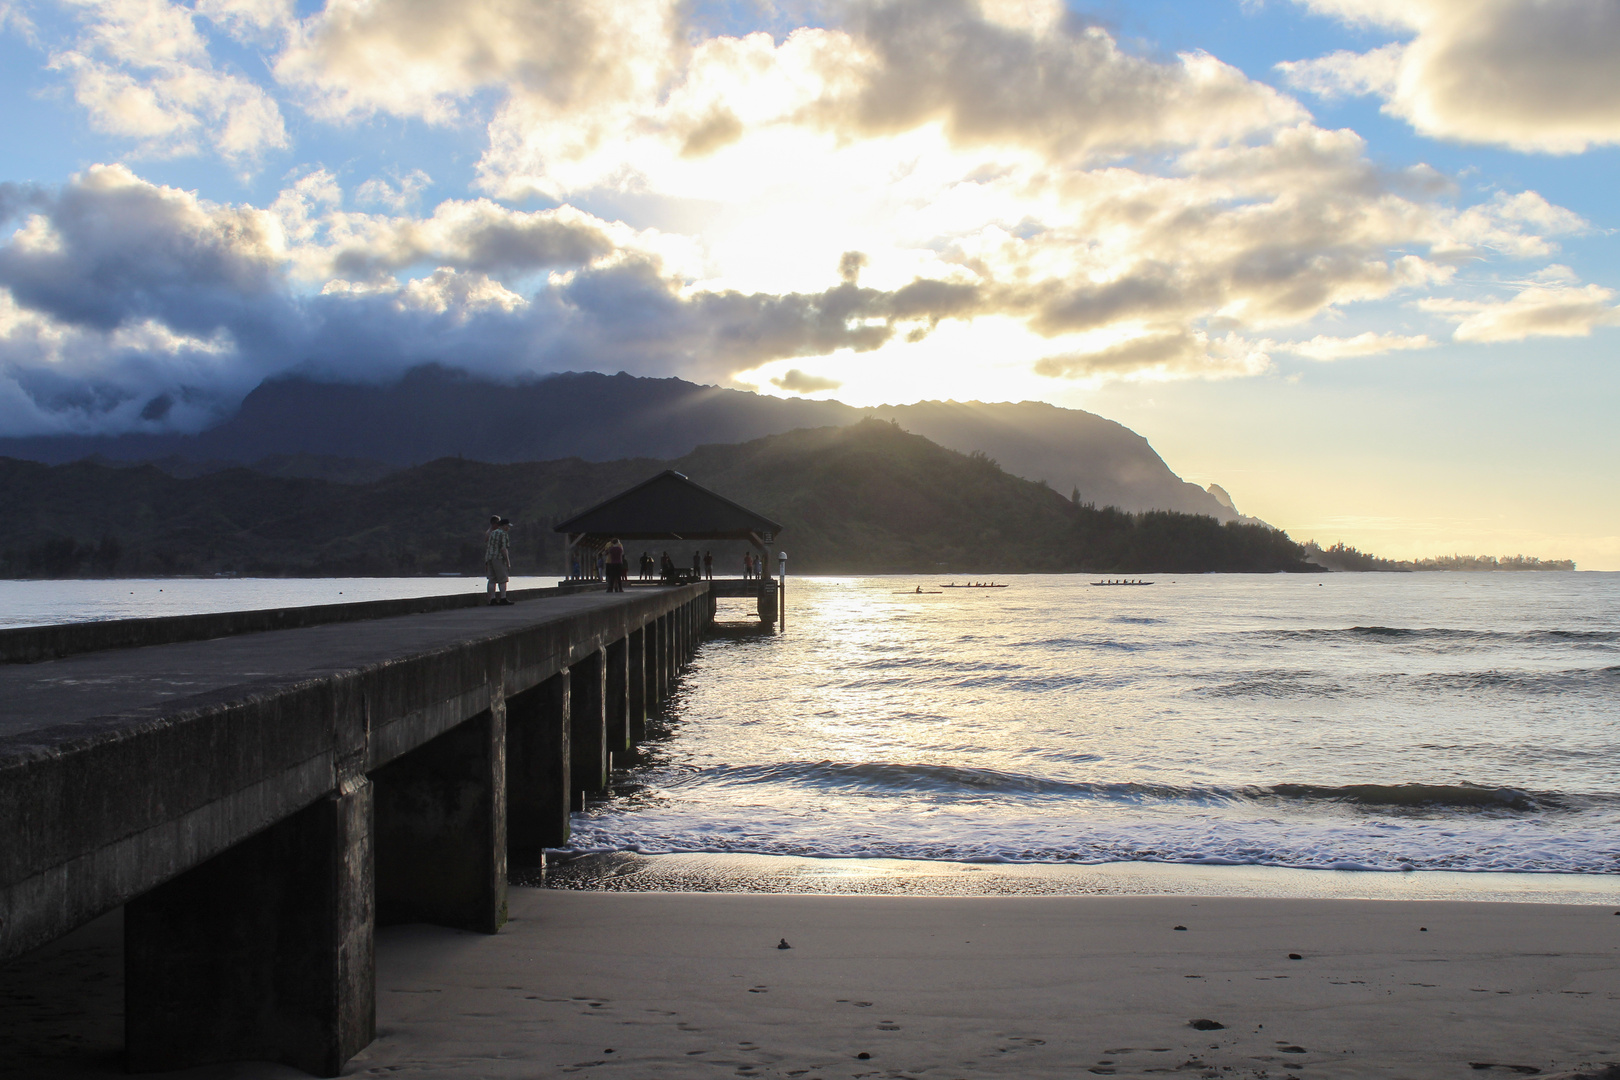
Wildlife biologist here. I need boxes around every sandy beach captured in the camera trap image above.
[6,871,1618,1080]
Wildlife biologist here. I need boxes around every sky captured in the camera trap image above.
[1,0,1617,566]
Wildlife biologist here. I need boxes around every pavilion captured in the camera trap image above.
[553,471,783,602]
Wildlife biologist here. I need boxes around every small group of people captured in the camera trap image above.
[743,552,774,580]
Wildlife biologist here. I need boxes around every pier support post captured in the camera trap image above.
[655,614,670,702]
[124,782,375,1077]
[627,627,647,742]
[570,649,607,796]
[606,636,630,760]
[373,703,507,934]
[507,670,571,863]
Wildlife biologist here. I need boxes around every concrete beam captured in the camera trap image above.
[124,782,374,1077]
[372,703,507,935]
[506,670,570,864]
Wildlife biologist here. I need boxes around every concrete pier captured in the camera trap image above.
[0,582,709,1075]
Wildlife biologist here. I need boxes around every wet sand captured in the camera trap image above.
[358,889,1620,1080]
[4,864,1619,1079]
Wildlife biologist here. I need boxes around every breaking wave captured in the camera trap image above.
[675,760,1588,813]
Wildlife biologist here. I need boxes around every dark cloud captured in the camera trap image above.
[1033,330,1200,377]
[0,165,285,335]
[771,368,843,393]
[330,205,616,278]
[0,169,997,433]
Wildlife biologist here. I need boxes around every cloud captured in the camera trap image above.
[1275,43,1402,100]
[1422,283,1620,343]
[0,165,284,333]
[1284,0,1620,153]
[475,0,1306,199]
[1278,331,1434,360]
[1,2,1613,435]
[771,368,843,393]
[355,169,432,212]
[47,0,288,164]
[0,168,983,432]
[1034,330,1271,381]
[276,0,680,126]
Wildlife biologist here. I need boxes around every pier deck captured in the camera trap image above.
[0,582,714,1076]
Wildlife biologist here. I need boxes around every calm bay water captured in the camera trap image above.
[4,573,1616,877]
[578,573,1620,876]
[0,576,556,628]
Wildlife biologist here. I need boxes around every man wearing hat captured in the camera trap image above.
[485,515,513,605]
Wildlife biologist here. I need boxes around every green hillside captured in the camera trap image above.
[0,420,1316,577]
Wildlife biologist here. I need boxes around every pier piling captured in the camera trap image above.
[373,703,508,934]
[124,783,375,1076]
[569,650,608,796]
[506,670,571,862]
[606,637,630,758]
[627,627,647,742]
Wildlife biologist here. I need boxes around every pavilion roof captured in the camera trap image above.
[553,470,782,543]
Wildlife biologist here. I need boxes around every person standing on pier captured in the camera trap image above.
[484,516,512,605]
[605,537,626,592]
[743,552,753,579]
[703,550,713,580]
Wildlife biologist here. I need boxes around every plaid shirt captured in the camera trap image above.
[484,527,510,564]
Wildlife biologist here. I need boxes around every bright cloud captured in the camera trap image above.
[1278,332,1435,360]
[1422,283,1620,342]
[1284,0,1620,153]
[48,0,288,164]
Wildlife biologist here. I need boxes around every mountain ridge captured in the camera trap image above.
[0,420,1314,578]
[0,366,1241,521]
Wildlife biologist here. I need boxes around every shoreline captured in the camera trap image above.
[532,852,1620,904]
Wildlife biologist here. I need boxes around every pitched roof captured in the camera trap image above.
[553,470,783,540]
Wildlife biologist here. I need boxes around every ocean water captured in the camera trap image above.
[0,576,558,628]
[573,573,1620,876]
